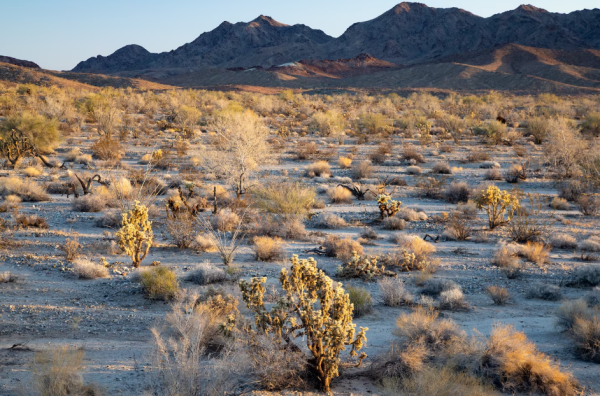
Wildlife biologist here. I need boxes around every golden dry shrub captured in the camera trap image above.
[251,181,315,221]
[305,160,331,178]
[328,185,353,204]
[323,235,364,261]
[253,236,285,262]
[71,259,109,279]
[338,156,352,169]
[481,324,577,396]
[140,266,179,300]
[116,201,153,268]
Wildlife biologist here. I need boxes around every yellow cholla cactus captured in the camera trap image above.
[376,194,402,220]
[116,201,153,267]
[239,255,368,393]
[474,186,520,230]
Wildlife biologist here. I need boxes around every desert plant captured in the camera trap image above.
[421,278,460,297]
[323,235,363,261]
[315,213,348,229]
[238,255,368,392]
[328,185,353,204]
[376,194,402,220]
[508,192,554,243]
[565,266,600,288]
[0,176,49,202]
[439,288,469,311]
[305,160,331,178]
[527,116,551,144]
[61,237,81,262]
[71,259,109,279]
[251,182,315,221]
[337,252,394,280]
[550,233,577,249]
[474,186,520,230]
[571,314,600,363]
[197,212,245,266]
[29,347,104,396]
[576,196,600,216]
[379,277,414,306]
[382,216,406,230]
[140,266,179,300]
[338,156,352,169]
[527,283,562,301]
[352,160,374,180]
[347,285,373,317]
[253,236,285,262]
[486,286,510,305]
[444,181,471,204]
[0,112,60,166]
[518,242,551,266]
[185,262,227,285]
[116,201,153,268]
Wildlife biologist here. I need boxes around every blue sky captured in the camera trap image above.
[1,0,598,71]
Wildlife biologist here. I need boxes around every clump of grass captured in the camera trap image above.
[352,160,374,179]
[253,236,285,262]
[347,285,373,318]
[0,176,49,202]
[305,160,331,178]
[421,278,460,297]
[322,235,363,261]
[491,246,522,278]
[517,242,550,267]
[315,213,347,229]
[29,347,104,396]
[185,262,227,285]
[551,197,569,210]
[71,259,109,279]
[61,237,80,262]
[439,288,469,311]
[527,283,562,301]
[338,156,352,169]
[194,234,218,252]
[379,277,414,306]
[15,214,48,229]
[565,266,600,288]
[486,286,510,305]
[72,195,107,212]
[432,162,452,174]
[327,185,353,204]
[550,233,577,250]
[139,266,179,300]
[444,181,471,204]
[383,216,406,230]
[211,209,240,232]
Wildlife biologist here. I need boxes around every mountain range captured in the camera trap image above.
[3,3,600,94]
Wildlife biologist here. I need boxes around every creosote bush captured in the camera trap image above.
[139,266,179,300]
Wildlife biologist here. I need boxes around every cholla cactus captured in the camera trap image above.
[239,255,368,393]
[116,201,153,267]
[474,186,520,229]
[376,194,402,220]
[337,252,395,280]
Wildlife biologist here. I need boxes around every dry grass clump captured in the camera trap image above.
[402,146,425,163]
[518,242,551,266]
[253,236,285,262]
[566,266,600,288]
[432,162,452,174]
[322,235,363,261]
[327,185,353,204]
[487,286,511,305]
[0,194,22,211]
[397,207,427,222]
[576,196,600,216]
[185,262,226,285]
[556,299,589,330]
[315,213,347,229]
[491,246,520,270]
[421,278,460,297]
[393,234,436,262]
[71,259,109,279]
[579,235,600,257]
[380,366,496,396]
[72,194,106,212]
[393,307,465,350]
[527,283,562,301]
[439,288,469,311]
[485,167,503,181]
[29,347,105,396]
[551,197,570,210]
[444,181,471,204]
[347,285,373,318]
[22,166,42,177]
[251,182,316,221]
[383,216,406,230]
[305,160,331,178]
[139,266,179,300]
[571,314,600,363]
[0,176,49,202]
[0,271,17,283]
[211,209,240,232]
[379,277,414,306]
[406,165,422,175]
[480,324,577,396]
[15,213,48,229]
[352,160,374,179]
[550,233,577,250]
[338,156,352,169]
[60,237,80,262]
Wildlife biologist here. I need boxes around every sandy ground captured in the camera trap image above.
[1,131,599,396]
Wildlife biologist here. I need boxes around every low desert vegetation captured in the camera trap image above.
[1,85,599,394]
